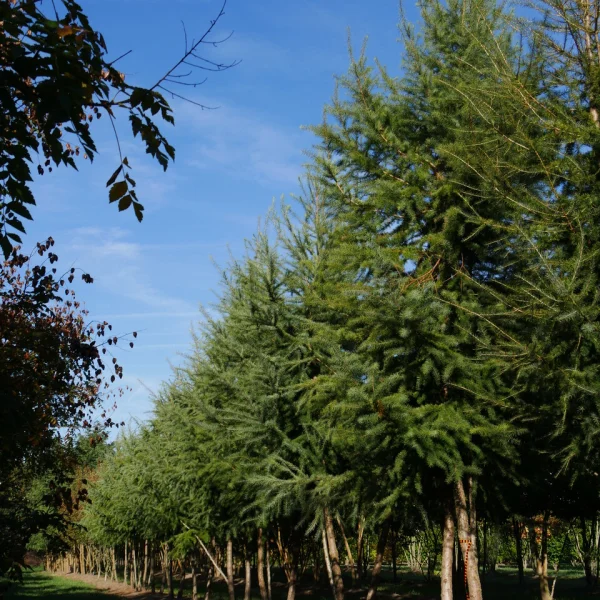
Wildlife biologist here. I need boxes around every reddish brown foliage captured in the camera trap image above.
[0,238,132,471]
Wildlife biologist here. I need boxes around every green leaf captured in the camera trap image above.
[7,202,33,221]
[133,202,144,222]
[6,232,22,243]
[118,194,132,212]
[106,164,123,187]
[7,217,26,234]
[0,235,12,259]
[108,180,128,203]
[129,88,147,109]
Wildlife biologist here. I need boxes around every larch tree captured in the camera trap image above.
[306,0,528,598]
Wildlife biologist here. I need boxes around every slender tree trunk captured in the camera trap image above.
[356,518,365,581]
[160,547,166,595]
[204,561,213,600]
[266,539,272,600]
[286,564,297,600]
[537,514,552,600]
[513,519,524,585]
[454,478,483,600]
[336,516,357,584]
[482,521,488,577]
[366,518,390,600]
[258,529,268,600]
[244,554,252,600]
[110,547,116,582]
[227,538,236,600]
[132,543,138,590]
[168,560,174,599]
[581,516,594,585]
[441,504,455,600]
[391,527,397,583]
[80,544,86,576]
[322,528,335,598]
[124,540,128,586]
[594,514,600,586]
[324,508,345,600]
[177,562,186,599]
[142,540,149,590]
[148,542,155,590]
[192,564,198,600]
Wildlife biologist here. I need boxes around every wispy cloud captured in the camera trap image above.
[100,311,200,319]
[178,101,307,187]
[68,227,198,315]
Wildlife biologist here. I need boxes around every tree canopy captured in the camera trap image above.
[0,0,236,256]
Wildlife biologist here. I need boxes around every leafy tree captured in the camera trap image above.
[0,238,130,477]
[0,239,131,579]
[0,0,237,256]
[303,1,529,597]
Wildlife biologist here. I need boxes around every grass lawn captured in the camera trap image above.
[3,565,600,600]
[4,570,120,599]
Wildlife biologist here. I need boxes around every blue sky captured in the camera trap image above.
[26,0,419,429]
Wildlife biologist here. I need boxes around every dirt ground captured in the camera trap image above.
[51,572,437,600]
[50,572,164,599]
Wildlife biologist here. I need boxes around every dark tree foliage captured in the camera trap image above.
[0,238,130,471]
[0,0,236,257]
[0,238,129,579]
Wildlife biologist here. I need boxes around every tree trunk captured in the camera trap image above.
[168,560,174,599]
[204,561,213,600]
[482,521,488,577]
[258,529,268,600]
[132,543,138,590]
[391,527,397,583]
[537,514,552,600]
[192,565,198,600]
[124,540,128,586]
[356,518,365,581]
[580,516,594,586]
[454,478,483,600]
[160,547,166,595]
[366,518,390,600]
[149,543,155,591]
[323,528,335,598]
[324,508,344,600]
[111,547,117,582]
[244,555,252,600]
[266,539,272,600]
[513,519,524,585]
[441,504,455,600]
[142,540,149,590]
[227,538,235,600]
[177,562,186,599]
[336,516,357,584]
[275,528,299,600]
[286,564,297,600]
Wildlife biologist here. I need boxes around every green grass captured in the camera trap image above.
[367,565,598,600]
[3,565,599,600]
[4,570,120,599]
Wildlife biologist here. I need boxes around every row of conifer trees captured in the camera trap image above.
[45,0,600,598]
